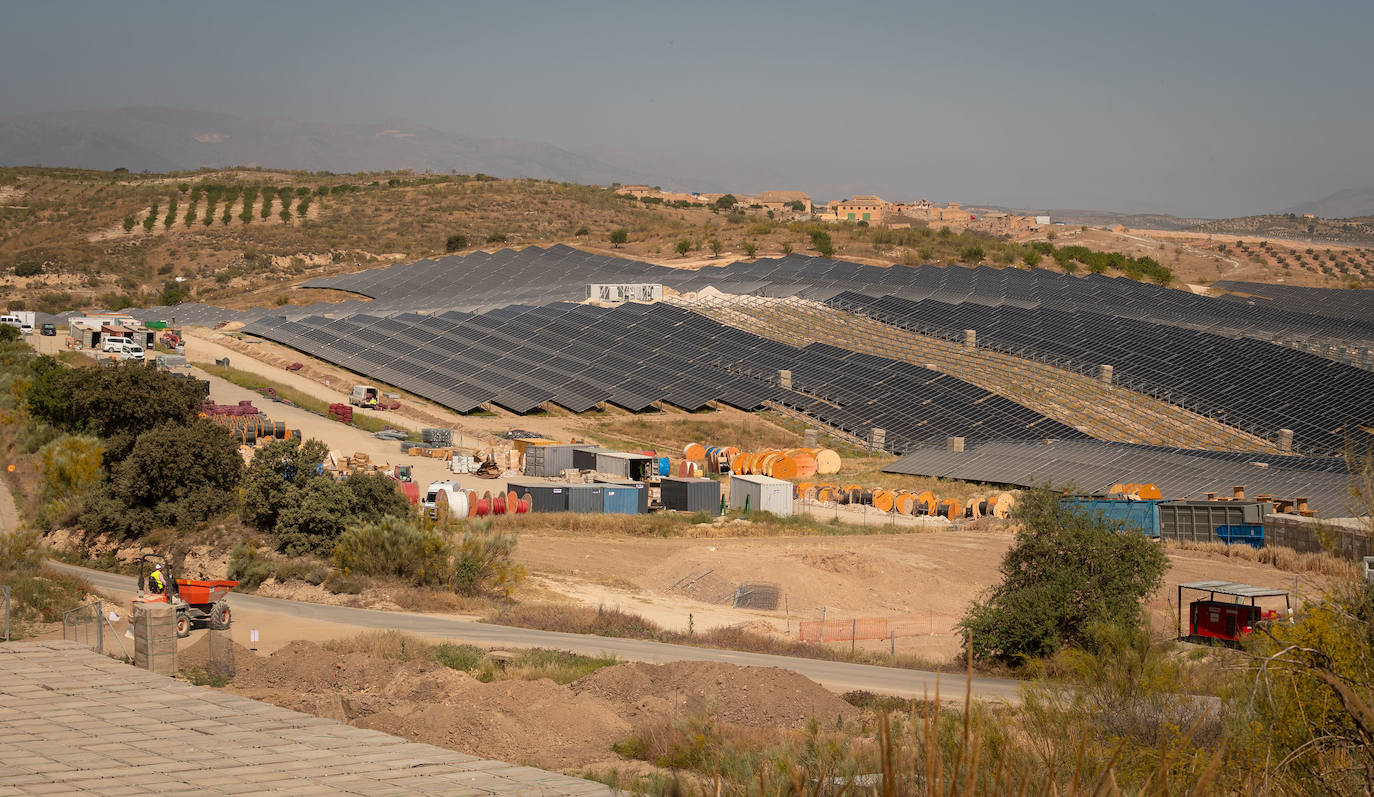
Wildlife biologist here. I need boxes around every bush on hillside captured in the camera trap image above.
[272,471,413,557]
[241,437,330,532]
[13,262,41,277]
[958,489,1167,666]
[226,542,273,590]
[83,420,242,538]
[332,516,452,586]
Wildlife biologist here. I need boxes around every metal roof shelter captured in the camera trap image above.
[1176,580,1291,642]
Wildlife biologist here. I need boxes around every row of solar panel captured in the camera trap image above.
[242,301,1085,451]
[831,291,1374,455]
[298,245,1374,345]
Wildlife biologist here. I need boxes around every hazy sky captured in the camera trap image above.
[3,0,1372,216]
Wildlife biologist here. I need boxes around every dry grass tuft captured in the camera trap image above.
[1164,539,1356,578]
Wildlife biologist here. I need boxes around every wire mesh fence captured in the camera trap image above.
[62,600,104,653]
[798,614,927,644]
[206,627,236,680]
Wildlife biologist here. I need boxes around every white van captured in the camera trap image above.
[101,338,145,360]
[0,315,31,335]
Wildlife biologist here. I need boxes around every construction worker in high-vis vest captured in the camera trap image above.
[149,564,166,594]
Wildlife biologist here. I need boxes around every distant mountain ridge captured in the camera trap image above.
[0,106,703,189]
[1283,188,1374,219]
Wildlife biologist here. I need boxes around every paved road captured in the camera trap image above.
[50,560,1023,703]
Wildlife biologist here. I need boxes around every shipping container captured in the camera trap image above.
[1059,497,1162,537]
[595,478,649,513]
[729,475,792,517]
[595,451,656,480]
[601,485,642,515]
[661,477,721,515]
[523,444,577,477]
[572,446,603,471]
[566,484,604,514]
[507,482,570,513]
[1159,500,1269,543]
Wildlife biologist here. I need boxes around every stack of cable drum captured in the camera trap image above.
[796,484,1017,520]
[682,444,842,478]
[201,400,294,446]
[728,447,841,479]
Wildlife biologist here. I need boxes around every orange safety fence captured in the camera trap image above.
[797,614,926,644]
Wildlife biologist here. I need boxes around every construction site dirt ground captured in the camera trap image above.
[512,530,1327,662]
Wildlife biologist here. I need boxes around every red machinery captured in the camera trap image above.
[132,554,237,638]
[1178,580,1289,646]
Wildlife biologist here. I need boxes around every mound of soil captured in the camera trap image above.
[357,679,630,769]
[178,637,627,770]
[178,638,856,770]
[572,660,858,730]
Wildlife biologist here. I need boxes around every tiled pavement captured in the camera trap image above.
[0,641,610,796]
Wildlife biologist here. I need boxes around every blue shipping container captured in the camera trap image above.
[602,485,641,515]
[1059,498,1162,537]
[1215,524,1265,549]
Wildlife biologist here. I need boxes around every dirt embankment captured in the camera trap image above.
[181,637,857,771]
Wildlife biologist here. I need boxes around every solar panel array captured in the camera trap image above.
[297,245,1374,347]
[242,301,1084,450]
[829,292,1374,455]
[883,439,1355,517]
[1213,281,1374,324]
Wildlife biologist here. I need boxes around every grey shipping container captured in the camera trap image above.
[567,484,604,514]
[523,445,577,477]
[1159,500,1269,543]
[596,478,649,513]
[507,482,570,513]
[729,475,792,516]
[596,451,656,480]
[572,446,603,471]
[661,477,721,515]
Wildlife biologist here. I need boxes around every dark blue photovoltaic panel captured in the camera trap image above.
[243,301,1082,449]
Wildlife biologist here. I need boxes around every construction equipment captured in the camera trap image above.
[131,554,237,639]
[1177,580,1289,647]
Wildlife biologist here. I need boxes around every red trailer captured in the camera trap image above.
[1177,580,1289,646]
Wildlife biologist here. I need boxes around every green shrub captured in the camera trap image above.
[452,527,526,596]
[332,516,452,586]
[226,542,273,590]
[432,643,486,672]
[322,570,365,594]
[445,233,468,252]
[958,490,1167,666]
[13,262,41,277]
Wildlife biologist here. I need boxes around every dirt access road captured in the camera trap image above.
[49,560,1023,703]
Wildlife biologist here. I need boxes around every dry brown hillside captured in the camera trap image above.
[4,165,1367,315]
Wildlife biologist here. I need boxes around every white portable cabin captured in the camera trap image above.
[729,475,793,517]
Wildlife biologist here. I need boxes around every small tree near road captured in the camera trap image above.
[675,238,691,257]
[958,489,1168,666]
[609,229,628,248]
[708,238,723,257]
[714,194,738,210]
[743,240,758,259]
